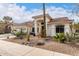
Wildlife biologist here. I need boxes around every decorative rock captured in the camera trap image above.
[37,40,45,45]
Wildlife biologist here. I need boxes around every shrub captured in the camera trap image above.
[54,33,66,43]
[15,31,21,37]
[65,32,71,42]
[14,29,27,39]
[27,34,30,41]
[65,32,75,43]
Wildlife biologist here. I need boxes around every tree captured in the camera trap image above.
[3,16,12,33]
[3,16,12,20]
[73,23,79,30]
[3,16,12,23]
[0,22,6,34]
[41,3,46,38]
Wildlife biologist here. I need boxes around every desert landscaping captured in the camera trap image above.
[0,3,79,56]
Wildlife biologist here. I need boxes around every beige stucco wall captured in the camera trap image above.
[12,26,27,31]
[33,16,72,36]
[47,24,71,36]
[64,24,71,34]
[47,24,56,36]
[34,16,50,36]
[12,25,32,34]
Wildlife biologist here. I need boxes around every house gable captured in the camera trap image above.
[32,14,52,22]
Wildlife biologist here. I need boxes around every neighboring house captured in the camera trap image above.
[32,14,73,36]
[12,21,33,33]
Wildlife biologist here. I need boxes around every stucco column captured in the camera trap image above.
[39,23,41,34]
[46,18,48,36]
[34,20,37,35]
[51,25,56,36]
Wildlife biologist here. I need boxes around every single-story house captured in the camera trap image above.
[32,14,73,36]
[12,21,33,34]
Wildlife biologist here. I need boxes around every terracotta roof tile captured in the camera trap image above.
[13,21,33,27]
[48,17,73,24]
[32,14,52,19]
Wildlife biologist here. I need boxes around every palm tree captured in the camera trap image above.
[41,3,46,38]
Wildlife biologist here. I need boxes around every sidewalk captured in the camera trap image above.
[0,40,70,56]
[0,34,16,40]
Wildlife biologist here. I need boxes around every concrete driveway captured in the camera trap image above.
[0,40,70,56]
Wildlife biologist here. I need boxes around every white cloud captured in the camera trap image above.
[32,6,79,23]
[0,3,79,23]
[0,3,33,23]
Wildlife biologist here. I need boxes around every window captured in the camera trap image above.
[56,25,64,33]
[32,27,35,32]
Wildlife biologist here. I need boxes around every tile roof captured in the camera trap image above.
[13,21,33,27]
[32,14,73,24]
[48,17,73,24]
[32,14,52,19]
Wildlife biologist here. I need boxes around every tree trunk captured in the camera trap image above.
[41,3,46,38]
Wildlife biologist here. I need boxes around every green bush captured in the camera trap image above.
[15,31,21,37]
[65,32,75,42]
[65,32,71,42]
[14,29,27,39]
[54,33,66,43]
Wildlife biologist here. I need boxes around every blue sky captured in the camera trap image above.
[13,3,79,23]
[17,3,75,10]
[0,3,78,23]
